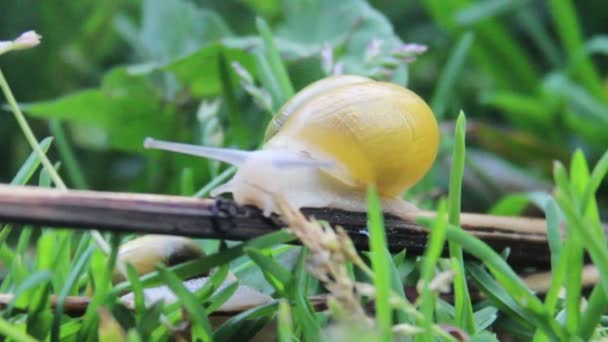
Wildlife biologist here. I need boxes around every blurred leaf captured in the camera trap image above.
[548,0,607,103]
[24,67,174,152]
[115,0,231,64]
[10,271,52,312]
[488,191,553,216]
[239,0,280,17]
[164,43,257,98]
[214,300,278,342]
[473,306,498,331]
[544,73,608,124]
[203,281,238,314]
[480,90,554,126]
[431,32,474,119]
[225,0,404,76]
[471,123,568,168]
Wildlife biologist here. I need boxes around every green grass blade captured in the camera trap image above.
[454,0,523,25]
[516,9,562,67]
[10,137,53,185]
[562,150,589,334]
[290,248,324,342]
[443,225,563,340]
[554,189,608,298]
[0,316,37,342]
[544,198,562,270]
[366,185,393,342]
[244,246,291,294]
[419,200,448,341]
[581,149,608,216]
[157,265,213,342]
[218,51,247,147]
[125,263,145,319]
[204,282,238,314]
[431,33,474,119]
[8,270,52,313]
[48,119,89,189]
[51,244,95,342]
[542,250,567,315]
[213,301,278,341]
[255,17,294,105]
[577,284,606,340]
[113,230,293,294]
[468,263,532,330]
[448,111,476,333]
[277,299,294,342]
[254,50,282,112]
[548,0,607,102]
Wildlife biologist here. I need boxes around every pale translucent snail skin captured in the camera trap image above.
[112,235,204,284]
[144,75,440,220]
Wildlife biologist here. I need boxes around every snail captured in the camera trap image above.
[144,75,440,220]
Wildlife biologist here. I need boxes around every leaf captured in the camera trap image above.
[164,43,257,97]
[488,191,554,216]
[224,0,404,75]
[244,247,291,294]
[24,67,175,152]
[115,0,231,64]
[213,301,278,342]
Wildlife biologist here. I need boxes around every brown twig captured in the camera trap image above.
[0,184,575,267]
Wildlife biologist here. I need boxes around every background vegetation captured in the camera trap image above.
[1,0,608,341]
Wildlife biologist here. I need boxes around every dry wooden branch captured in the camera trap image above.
[0,184,567,267]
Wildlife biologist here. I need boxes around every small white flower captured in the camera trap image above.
[14,30,42,49]
[0,30,42,56]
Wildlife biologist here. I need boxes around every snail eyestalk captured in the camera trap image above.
[144,137,249,167]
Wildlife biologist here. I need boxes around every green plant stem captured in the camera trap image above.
[0,67,114,264]
[0,68,66,189]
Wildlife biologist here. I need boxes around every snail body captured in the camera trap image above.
[144,75,439,219]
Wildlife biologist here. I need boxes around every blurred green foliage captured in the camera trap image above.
[3,2,608,340]
[2,0,608,214]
